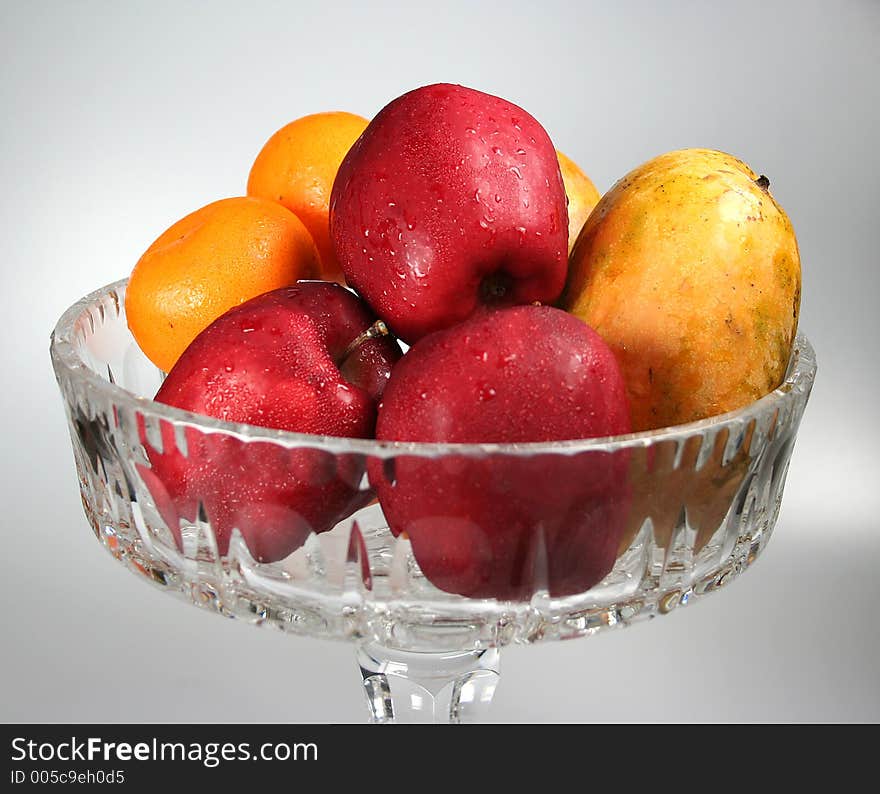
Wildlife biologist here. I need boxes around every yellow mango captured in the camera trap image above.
[562,148,800,431]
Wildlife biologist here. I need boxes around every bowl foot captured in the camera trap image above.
[357,642,501,724]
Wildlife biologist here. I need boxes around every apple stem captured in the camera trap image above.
[755,174,770,192]
[341,320,390,363]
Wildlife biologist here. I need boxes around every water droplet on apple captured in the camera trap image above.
[510,166,523,180]
[336,382,355,405]
[491,146,503,156]
[494,194,502,203]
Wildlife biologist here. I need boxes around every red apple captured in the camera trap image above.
[139,282,401,562]
[368,306,631,600]
[330,83,568,344]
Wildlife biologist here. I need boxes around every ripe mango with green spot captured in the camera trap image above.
[562,148,800,431]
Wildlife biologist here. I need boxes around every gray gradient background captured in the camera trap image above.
[2,0,878,722]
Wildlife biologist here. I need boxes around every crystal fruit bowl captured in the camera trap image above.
[50,280,816,723]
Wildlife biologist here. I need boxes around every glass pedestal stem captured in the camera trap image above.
[357,642,501,724]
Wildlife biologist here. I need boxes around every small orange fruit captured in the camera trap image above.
[557,150,601,253]
[125,196,319,372]
[247,111,369,283]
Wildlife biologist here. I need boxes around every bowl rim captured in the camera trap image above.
[50,278,816,458]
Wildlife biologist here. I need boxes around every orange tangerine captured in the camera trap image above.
[557,150,601,253]
[247,111,369,282]
[125,196,319,372]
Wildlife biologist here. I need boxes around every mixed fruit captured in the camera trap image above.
[126,83,801,599]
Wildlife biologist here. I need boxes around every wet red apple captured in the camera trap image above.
[140,282,401,562]
[330,83,568,344]
[368,305,631,599]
